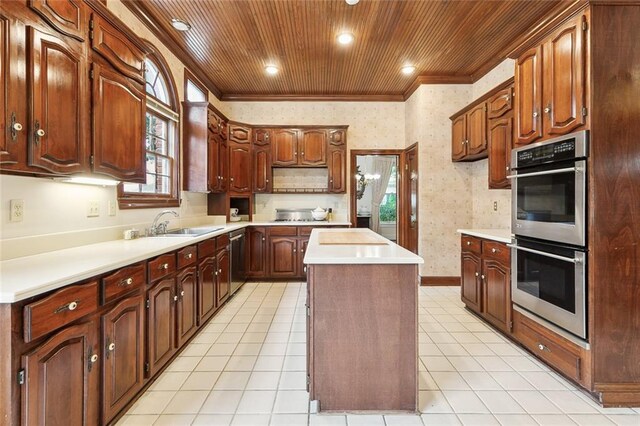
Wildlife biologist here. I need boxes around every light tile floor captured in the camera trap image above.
[119,283,640,426]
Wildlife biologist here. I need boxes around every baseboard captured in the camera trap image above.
[420,276,461,286]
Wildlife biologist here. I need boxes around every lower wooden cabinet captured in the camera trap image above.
[146,278,176,377]
[21,320,99,425]
[246,227,267,278]
[216,247,230,306]
[269,236,298,277]
[102,295,145,424]
[198,255,217,324]
[176,266,198,347]
[460,235,511,334]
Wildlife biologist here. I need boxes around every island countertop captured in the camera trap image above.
[304,228,424,265]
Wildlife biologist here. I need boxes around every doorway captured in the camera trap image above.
[350,147,418,251]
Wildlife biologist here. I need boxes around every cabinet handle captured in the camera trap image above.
[230,177,234,182]
[294,249,297,253]
[88,353,98,368]
[173,295,178,302]
[537,343,550,352]
[215,271,218,276]
[461,140,465,146]
[266,179,269,183]
[54,300,79,314]
[504,94,510,101]
[219,268,222,273]
[481,274,485,280]
[185,253,193,260]
[33,120,45,144]
[159,263,169,270]
[108,342,116,352]
[466,241,471,246]
[533,111,539,118]
[544,105,551,114]
[262,237,266,241]
[475,272,479,277]
[180,290,185,297]
[10,112,22,141]
[491,248,498,254]
[506,166,510,171]
[301,152,305,156]
[120,277,134,287]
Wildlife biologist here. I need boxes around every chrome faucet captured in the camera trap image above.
[149,210,179,236]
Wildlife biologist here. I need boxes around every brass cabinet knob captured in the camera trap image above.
[68,301,78,311]
[108,343,116,352]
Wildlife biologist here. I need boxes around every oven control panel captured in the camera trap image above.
[512,130,588,169]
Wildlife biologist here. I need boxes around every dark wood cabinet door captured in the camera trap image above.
[482,259,511,333]
[217,248,230,305]
[229,123,251,144]
[272,129,298,166]
[299,129,327,166]
[253,128,271,146]
[488,116,513,189]
[246,227,267,277]
[253,145,272,193]
[466,103,487,156]
[0,13,23,168]
[22,321,99,426]
[298,238,310,279]
[28,27,88,174]
[198,256,217,323]
[182,102,208,192]
[269,237,298,277]
[515,46,543,146]
[229,142,251,193]
[147,278,176,377]
[543,13,587,137]
[451,114,467,160]
[208,132,221,191]
[461,252,481,313]
[29,0,87,41]
[92,63,146,182]
[328,146,346,193]
[90,13,145,83]
[102,295,144,424]
[176,266,198,347]
[218,135,229,192]
[328,129,346,146]
[487,87,513,119]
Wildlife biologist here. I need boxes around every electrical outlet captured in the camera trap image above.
[108,200,116,216]
[493,201,498,212]
[10,199,24,222]
[87,200,100,217]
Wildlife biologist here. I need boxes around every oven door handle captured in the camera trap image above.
[507,243,582,264]
[506,166,581,180]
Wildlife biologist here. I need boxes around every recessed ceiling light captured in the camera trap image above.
[171,18,191,32]
[345,0,360,5]
[337,32,355,45]
[265,65,279,75]
[401,65,416,75]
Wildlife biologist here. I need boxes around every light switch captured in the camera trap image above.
[87,200,100,217]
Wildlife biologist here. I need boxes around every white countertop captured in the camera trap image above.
[0,220,351,303]
[456,228,512,244]
[304,228,424,265]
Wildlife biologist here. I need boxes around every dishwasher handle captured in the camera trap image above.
[230,234,244,242]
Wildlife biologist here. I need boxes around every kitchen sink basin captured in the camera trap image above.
[153,227,223,237]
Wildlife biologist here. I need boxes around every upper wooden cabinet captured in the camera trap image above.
[451,102,488,161]
[488,85,514,189]
[299,129,327,166]
[515,13,588,146]
[253,145,272,193]
[272,128,328,167]
[91,63,146,182]
[329,129,346,146]
[90,13,145,84]
[253,128,271,146]
[272,129,298,166]
[29,0,87,41]
[28,26,88,174]
[208,106,228,192]
[328,145,346,193]
[229,123,252,193]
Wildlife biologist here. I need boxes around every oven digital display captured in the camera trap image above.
[517,141,576,167]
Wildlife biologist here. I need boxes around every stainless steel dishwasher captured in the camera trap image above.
[229,228,246,296]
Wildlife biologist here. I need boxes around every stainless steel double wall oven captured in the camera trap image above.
[508,131,588,340]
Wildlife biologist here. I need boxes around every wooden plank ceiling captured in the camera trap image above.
[126,0,569,101]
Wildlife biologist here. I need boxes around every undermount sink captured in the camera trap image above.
[153,227,224,237]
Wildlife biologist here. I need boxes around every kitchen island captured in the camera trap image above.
[304,228,424,413]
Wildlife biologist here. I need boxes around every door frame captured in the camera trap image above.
[349,149,406,246]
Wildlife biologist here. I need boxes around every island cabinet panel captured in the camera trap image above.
[308,263,418,412]
[299,129,327,166]
[28,26,88,175]
[101,295,145,425]
[146,277,176,377]
[21,320,99,426]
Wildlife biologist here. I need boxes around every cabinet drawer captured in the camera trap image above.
[269,226,297,236]
[148,253,176,283]
[298,227,314,236]
[461,235,482,255]
[24,281,99,343]
[198,239,215,258]
[177,245,198,269]
[482,240,510,264]
[513,311,586,384]
[102,263,146,304]
[216,234,230,251]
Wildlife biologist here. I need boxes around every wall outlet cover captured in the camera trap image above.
[493,201,498,212]
[108,200,116,216]
[10,199,24,222]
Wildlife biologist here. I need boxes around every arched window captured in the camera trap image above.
[119,41,180,209]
